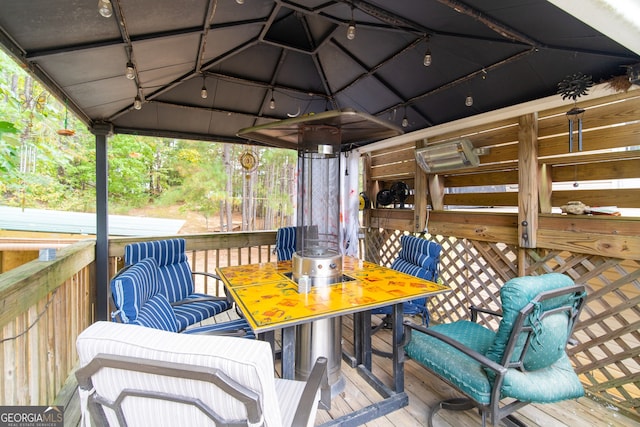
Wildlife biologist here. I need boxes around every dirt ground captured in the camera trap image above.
[128,205,240,234]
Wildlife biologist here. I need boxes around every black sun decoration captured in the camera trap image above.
[558,73,593,152]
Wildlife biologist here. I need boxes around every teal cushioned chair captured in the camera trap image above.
[403,273,587,427]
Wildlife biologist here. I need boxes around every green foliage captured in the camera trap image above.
[0,47,297,229]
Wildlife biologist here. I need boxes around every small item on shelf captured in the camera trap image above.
[561,201,589,215]
[560,201,621,216]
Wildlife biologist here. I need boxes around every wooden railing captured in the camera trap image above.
[0,240,96,406]
[0,232,282,407]
[107,231,280,298]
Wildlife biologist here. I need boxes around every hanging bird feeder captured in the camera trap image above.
[57,99,76,136]
[557,73,593,152]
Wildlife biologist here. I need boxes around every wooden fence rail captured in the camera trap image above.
[0,240,95,406]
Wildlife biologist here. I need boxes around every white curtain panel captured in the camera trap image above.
[339,151,359,257]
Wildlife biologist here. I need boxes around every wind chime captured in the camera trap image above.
[557,73,593,152]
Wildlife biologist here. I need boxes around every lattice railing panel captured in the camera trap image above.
[364,228,640,420]
[526,250,640,418]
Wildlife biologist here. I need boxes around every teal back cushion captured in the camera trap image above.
[485,273,576,371]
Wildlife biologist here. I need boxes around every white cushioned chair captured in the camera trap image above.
[76,321,330,427]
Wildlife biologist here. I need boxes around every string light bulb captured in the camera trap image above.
[125,62,135,80]
[401,115,409,128]
[347,6,356,40]
[133,95,142,110]
[423,48,432,67]
[200,76,208,99]
[97,0,113,18]
[465,94,474,107]
[269,95,276,110]
[236,0,245,4]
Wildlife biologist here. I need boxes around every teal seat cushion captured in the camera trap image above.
[485,273,576,370]
[502,353,584,402]
[405,321,496,404]
[406,319,585,405]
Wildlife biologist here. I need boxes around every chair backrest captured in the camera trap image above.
[391,235,441,282]
[125,238,194,302]
[486,273,586,372]
[275,227,297,261]
[110,257,180,332]
[76,321,284,427]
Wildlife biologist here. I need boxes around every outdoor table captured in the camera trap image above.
[216,256,450,426]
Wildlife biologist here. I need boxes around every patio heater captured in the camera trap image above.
[238,109,402,396]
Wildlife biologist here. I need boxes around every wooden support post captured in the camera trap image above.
[428,174,445,212]
[539,163,553,214]
[518,113,539,249]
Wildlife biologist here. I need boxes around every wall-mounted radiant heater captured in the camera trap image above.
[415,139,480,173]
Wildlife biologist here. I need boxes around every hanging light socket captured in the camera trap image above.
[401,116,409,128]
[269,96,276,110]
[347,6,356,40]
[200,76,208,99]
[125,62,135,80]
[97,0,113,18]
[133,96,142,110]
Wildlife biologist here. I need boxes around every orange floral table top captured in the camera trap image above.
[216,256,450,332]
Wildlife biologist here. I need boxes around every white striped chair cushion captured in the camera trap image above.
[77,322,282,427]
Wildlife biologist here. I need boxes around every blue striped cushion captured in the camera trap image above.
[397,235,441,281]
[111,257,160,323]
[130,294,179,332]
[372,236,441,323]
[275,227,297,261]
[125,239,193,302]
[172,295,233,331]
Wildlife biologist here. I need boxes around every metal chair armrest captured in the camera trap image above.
[191,329,247,338]
[170,296,229,307]
[470,305,503,322]
[291,357,330,427]
[192,271,221,281]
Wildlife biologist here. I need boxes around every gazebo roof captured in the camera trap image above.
[0,0,638,147]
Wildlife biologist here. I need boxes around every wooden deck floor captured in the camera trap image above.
[320,315,640,426]
[59,314,639,427]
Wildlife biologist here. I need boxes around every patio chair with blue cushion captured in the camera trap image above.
[403,273,587,427]
[372,234,441,329]
[275,226,297,261]
[76,321,329,427]
[111,257,255,338]
[123,238,232,331]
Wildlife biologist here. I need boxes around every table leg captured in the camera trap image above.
[391,303,404,392]
[281,326,296,380]
[258,330,276,360]
[361,310,372,371]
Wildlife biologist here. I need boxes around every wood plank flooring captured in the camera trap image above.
[313,314,639,427]
[60,313,640,426]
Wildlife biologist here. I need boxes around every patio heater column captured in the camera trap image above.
[292,124,345,397]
